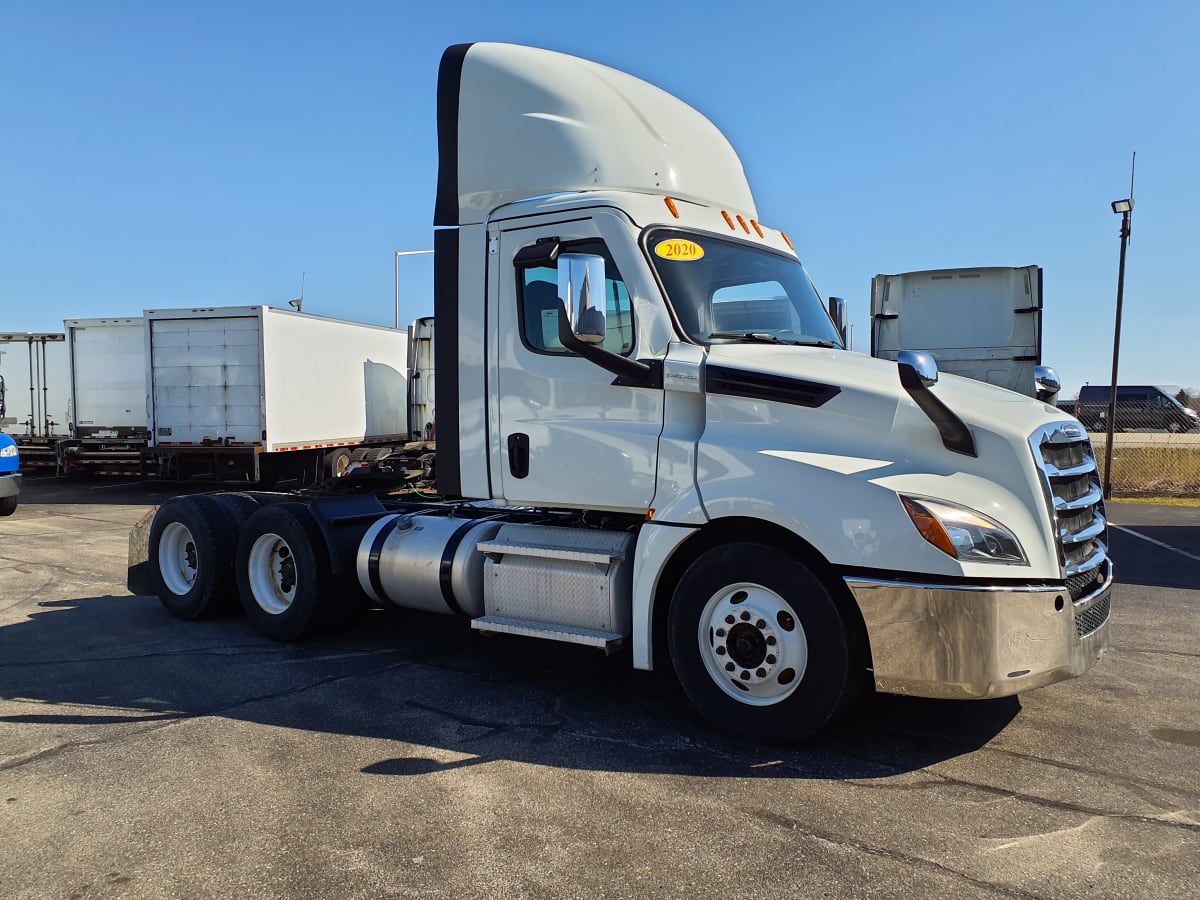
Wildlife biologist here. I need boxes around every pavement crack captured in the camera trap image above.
[744,806,1038,898]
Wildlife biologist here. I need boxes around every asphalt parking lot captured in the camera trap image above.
[1,477,1197,898]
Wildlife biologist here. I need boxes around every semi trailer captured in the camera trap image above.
[0,332,71,470]
[140,306,412,484]
[128,42,1112,742]
[871,266,1062,403]
[58,317,149,475]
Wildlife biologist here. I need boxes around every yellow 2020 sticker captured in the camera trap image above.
[654,239,705,261]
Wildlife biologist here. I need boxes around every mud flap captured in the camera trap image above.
[126,506,158,596]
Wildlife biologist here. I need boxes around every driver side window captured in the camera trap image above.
[517,241,635,356]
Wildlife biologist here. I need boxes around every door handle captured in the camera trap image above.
[507,433,529,479]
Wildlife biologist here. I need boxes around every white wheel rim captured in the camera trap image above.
[248,532,297,615]
[158,521,198,596]
[697,582,808,706]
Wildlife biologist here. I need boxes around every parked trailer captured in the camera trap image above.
[871,266,1061,402]
[142,306,410,484]
[0,332,71,470]
[130,43,1111,743]
[59,317,150,476]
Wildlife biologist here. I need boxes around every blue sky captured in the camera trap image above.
[1,1,1196,396]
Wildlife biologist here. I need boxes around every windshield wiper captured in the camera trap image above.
[790,340,839,349]
[707,331,793,345]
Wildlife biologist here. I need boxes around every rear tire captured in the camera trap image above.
[148,496,241,619]
[236,502,340,641]
[668,542,863,743]
[325,448,352,478]
[0,495,17,517]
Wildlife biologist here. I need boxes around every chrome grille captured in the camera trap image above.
[1075,592,1111,637]
[1030,423,1110,602]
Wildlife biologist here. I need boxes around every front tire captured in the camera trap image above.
[236,503,340,641]
[668,543,863,743]
[0,495,17,517]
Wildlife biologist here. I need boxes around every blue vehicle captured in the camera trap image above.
[0,432,19,516]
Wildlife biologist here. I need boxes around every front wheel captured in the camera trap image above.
[668,543,863,743]
[0,495,17,517]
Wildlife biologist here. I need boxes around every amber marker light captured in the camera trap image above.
[781,232,794,250]
[735,214,750,234]
[646,508,655,521]
[749,219,764,238]
[664,197,680,219]
[901,497,957,558]
[721,210,736,230]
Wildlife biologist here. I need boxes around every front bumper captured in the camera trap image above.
[846,569,1112,700]
[0,472,21,499]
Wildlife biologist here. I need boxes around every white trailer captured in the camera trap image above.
[60,317,149,475]
[870,266,1057,398]
[143,306,409,483]
[0,332,71,470]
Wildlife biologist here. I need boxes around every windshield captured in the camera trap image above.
[645,229,843,348]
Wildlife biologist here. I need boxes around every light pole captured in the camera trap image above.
[1102,198,1133,500]
[394,249,434,329]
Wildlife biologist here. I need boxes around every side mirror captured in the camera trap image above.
[827,296,848,346]
[557,253,607,344]
[897,349,938,387]
[1034,365,1061,404]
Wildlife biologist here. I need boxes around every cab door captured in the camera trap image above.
[491,211,664,512]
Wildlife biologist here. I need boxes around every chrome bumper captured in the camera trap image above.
[845,570,1112,700]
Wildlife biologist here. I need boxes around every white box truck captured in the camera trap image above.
[871,266,1061,402]
[128,43,1111,742]
[60,317,149,475]
[142,306,410,483]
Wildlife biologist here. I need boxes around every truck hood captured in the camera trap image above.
[702,344,1067,445]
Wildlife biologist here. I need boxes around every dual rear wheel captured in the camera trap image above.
[148,495,344,640]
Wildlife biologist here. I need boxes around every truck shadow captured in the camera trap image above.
[0,594,1020,781]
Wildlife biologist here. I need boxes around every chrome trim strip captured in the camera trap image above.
[1061,514,1106,544]
[1065,543,1108,576]
[1043,459,1097,479]
[1054,483,1103,512]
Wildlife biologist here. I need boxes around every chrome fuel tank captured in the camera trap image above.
[356,514,504,616]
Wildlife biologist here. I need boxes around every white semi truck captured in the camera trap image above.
[128,43,1111,742]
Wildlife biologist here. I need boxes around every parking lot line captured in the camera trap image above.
[1109,524,1200,564]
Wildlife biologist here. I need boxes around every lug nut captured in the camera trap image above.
[716,646,726,656]
[725,662,735,672]
[715,628,726,637]
[766,635,777,646]
[766,654,776,665]
[756,668,766,678]
[740,670,751,680]
[725,615,735,625]
[756,619,766,629]
[740,611,751,621]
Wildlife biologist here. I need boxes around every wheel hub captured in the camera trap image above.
[699,583,808,705]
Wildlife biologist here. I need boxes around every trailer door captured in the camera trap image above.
[871,265,1042,396]
[149,315,264,445]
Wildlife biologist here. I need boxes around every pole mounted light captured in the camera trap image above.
[1101,196,1134,500]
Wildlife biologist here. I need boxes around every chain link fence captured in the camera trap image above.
[1062,386,1200,497]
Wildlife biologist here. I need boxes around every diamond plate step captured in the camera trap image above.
[470,616,624,650]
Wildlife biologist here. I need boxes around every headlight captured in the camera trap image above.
[900,496,1027,565]
[0,444,17,458]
